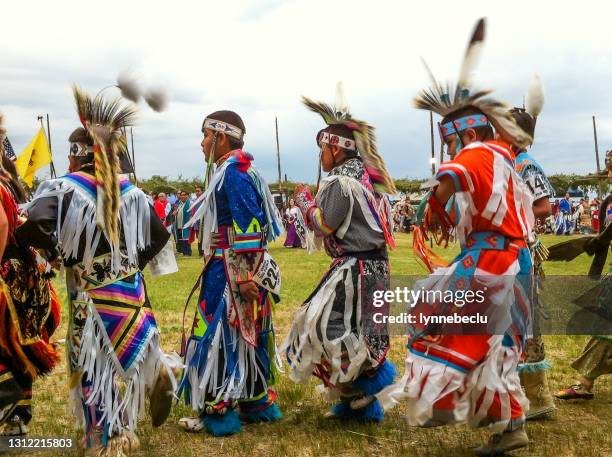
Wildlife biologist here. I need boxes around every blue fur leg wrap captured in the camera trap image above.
[331,398,385,422]
[353,360,397,396]
[203,409,242,437]
[239,392,282,423]
[241,402,282,423]
[330,360,397,422]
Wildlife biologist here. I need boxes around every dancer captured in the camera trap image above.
[283,199,307,248]
[193,186,204,256]
[0,114,61,436]
[17,86,180,455]
[284,85,397,422]
[555,192,574,235]
[508,76,557,419]
[179,110,284,436]
[379,19,535,455]
[174,190,194,256]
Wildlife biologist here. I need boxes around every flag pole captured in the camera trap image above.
[45,114,57,178]
[37,115,56,178]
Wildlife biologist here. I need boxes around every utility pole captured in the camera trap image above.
[593,115,601,174]
[429,111,436,175]
[275,117,282,197]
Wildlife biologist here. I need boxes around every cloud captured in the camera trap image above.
[0,0,610,184]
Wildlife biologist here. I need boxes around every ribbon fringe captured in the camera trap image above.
[377,336,527,433]
[77,311,180,438]
[284,258,377,386]
[182,290,275,410]
[186,158,283,255]
[22,179,152,275]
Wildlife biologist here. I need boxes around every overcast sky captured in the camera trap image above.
[1,0,611,185]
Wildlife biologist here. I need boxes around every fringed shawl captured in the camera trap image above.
[22,172,151,274]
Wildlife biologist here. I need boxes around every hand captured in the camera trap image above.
[238,280,259,302]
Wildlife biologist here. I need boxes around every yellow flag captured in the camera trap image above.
[15,128,52,187]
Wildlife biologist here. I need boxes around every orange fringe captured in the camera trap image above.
[412,226,448,273]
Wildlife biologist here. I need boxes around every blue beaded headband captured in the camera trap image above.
[439,114,490,140]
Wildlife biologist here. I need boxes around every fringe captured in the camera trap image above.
[181,289,272,411]
[186,159,283,255]
[377,336,527,433]
[318,175,383,239]
[68,368,86,432]
[247,166,284,243]
[202,409,242,437]
[284,257,376,386]
[294,208,316,253]
[77,307,180,438]
[22,178,152,275]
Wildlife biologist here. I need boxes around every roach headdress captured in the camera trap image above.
[72,84,137,248]
[510,74,545,146]
[302,82,396,194]
[414,18,532,149]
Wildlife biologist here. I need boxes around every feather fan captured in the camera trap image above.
[547,236,594,262]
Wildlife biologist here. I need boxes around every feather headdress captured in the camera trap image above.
[302,82,396,194]
[73,84,137,248]
[414,18,532,149]
[510,74,545,144]
[525,74,544,119]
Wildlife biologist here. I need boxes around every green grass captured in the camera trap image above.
[26,233,611,457]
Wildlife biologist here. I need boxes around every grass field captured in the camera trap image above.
[25,233,611,457]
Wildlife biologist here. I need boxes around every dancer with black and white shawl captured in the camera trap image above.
[284,84,397,422]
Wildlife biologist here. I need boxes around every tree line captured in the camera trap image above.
[28,173,610,197]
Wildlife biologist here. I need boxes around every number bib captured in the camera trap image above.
[252,252,282,296]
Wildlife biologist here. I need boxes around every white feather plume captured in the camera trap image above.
[456,18,486,98]
[334,81,348,115]
[116,71,142,103]
[144,87,169,112]
[525,74,545,119]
